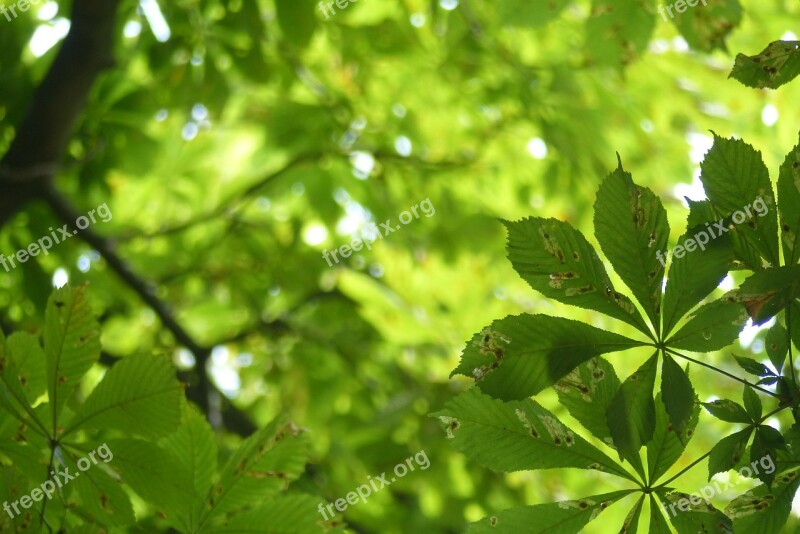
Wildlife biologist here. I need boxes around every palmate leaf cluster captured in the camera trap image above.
[0,285,328,533]
[436,130,800,532]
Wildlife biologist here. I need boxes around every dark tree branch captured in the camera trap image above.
[0,0,259,437]
[41,183,257,436]
[0,0,122,227]
[115,153,321,243]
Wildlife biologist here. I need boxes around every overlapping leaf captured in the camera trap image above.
[662,230,734,336]
[733,265,800,324]
[0,328,48,436]
[555,356,620,444]
[200,417,310,525]
[765,321,789,371]
[708,429,753,480]
[433,388,633,479]
[594,158,669,330]
[453,314,644,401]
[44,284,101,425]
[659,492,733,533]
[661,355,695,437]
[161,407,218,531]
[466,491,632,533]
[777,134,800,264]
[649,495,673,533]
[504,218,650,333]
[69,453,135,527]
[213,494,329,533]
[726,468,800,533]
[65,354,182,439]
[666,298,749,351]
[620,495,644,534]
[606,353,658,463]
[698,134,780,267]
[647,393,700,483]
[105,438,195,528]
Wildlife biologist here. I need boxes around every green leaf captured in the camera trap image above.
[734,355,773,377]
[65,354,182,439]
[453,314,644,401]
[686,198,762,270]
[649,496,673,534]
[593,158,669,329]
[433,388,633,479]
[212,494,327,533]
[201,418,310,524]
[730,41,800,90]
[647,392,700,483]
[757,376,780,386]
[698,134,780,267]
[662,229,734,336]
[750,428,782,486]
[661,355,695,435]
[660,492,733,533]
[743,386,762,421]
[44,284,101,425]
[791,303,800,352]
[503,218,650,334]
[555,357,620,444]
[702,399,752,424]
[0,439,48,483]
[4,332,46,405]
[585,1,656,68]
[734,265,800,324]
[69,453,135,527]
[665,298,748,351]
[669,0,742,52]
[708,429,753,480]
[161,407,218,531]
[105,438,194,528]
[765,321,789,372]
[275,0,317,48]
[777,134,800,264]
[727,468,800,534]
[607,352,658,463]
[0,329,48,436]
[466,491,632,533]
[620,495,644,534]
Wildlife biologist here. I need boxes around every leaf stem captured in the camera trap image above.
[664,347,779,398]
[655,449,713,489]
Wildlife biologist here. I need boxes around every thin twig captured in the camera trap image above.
[655,404,789,488]
[665,347,779,398]
[41,183,256,436]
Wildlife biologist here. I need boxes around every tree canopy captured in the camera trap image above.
[1,0,800,532]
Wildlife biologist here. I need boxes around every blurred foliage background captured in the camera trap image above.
[1,0,800,532]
